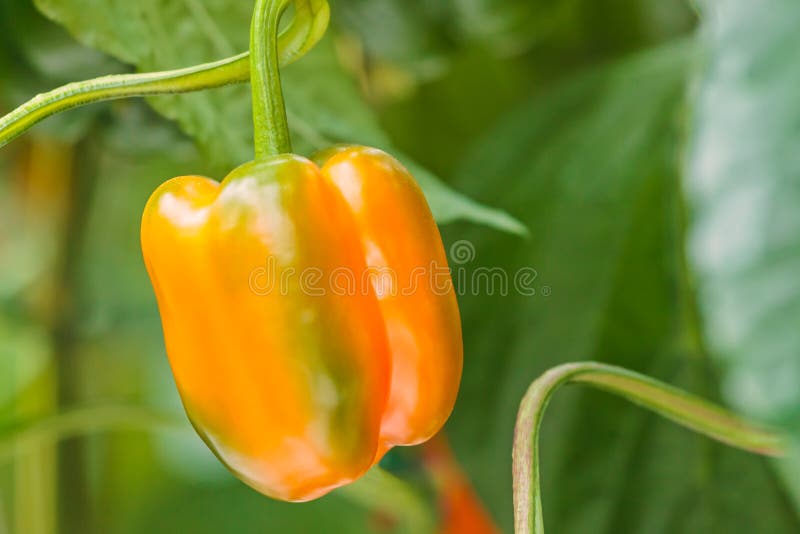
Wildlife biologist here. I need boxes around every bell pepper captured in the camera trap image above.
[141,146,462,501]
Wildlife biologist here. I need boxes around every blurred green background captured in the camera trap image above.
[2,0,800,532]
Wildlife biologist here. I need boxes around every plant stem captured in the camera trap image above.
[0,54,246,149]
[250,0,293,158]
[50,135,103,534]
[0,0,329,150]
[13,364,57,534]
[512,361,785,534]
[12,138,76,534]
[0,406,186,463]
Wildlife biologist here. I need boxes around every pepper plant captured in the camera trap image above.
[0,1,798,533]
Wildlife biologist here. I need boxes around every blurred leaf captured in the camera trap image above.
[0,318,49,409]
[685,0,800,504]
[372,0,695,192]
[31,0,522,232]
[450,0,694,56]
[451,0,577,53]
[3,0,120,80]
[0,0,109,142]
[333,0,450,71]
[121,481,374,534]
[442,41,800,533]
[379,47,537,178]
[686,0,800,439]
[33,0,254,164]
[283,38,526,233]
[0,192,53,300]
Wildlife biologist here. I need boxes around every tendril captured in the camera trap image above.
[0,0,329,149]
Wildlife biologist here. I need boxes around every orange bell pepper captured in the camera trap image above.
[141,147,462,501]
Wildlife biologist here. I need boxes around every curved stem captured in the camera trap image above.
[0,406,186,463]
[250,0,292,158]
[512,362,786,534]
[0,54,247,149]
[0,0,329,150]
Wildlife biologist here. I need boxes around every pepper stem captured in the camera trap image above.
[512,362,785,534]
[251,0,293,158]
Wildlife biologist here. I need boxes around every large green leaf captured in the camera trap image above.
[30,0,522,232]
[685,0,800,504]
[686,0,800,436]
[443,41,800,533]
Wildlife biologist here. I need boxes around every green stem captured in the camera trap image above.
[13,358,57,534]
[0,406,185,463]
[250,0,292,158]
[0,0,329,150]
[512,361,785,534]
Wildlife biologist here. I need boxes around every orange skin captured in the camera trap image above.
[319,146,463,455]
[142,148,462,501]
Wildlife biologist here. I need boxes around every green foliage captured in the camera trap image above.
[33,0,254,161]
[31,0,522,232]
[686,0,800,436]
[442,41,800,532]
[0,319,49,408]
[685,0,800,507]
[1,0,800,532]
[0,0,114,141]
[120,483,375,534]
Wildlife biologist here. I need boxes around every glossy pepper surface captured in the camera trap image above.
[141,147,462,501]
